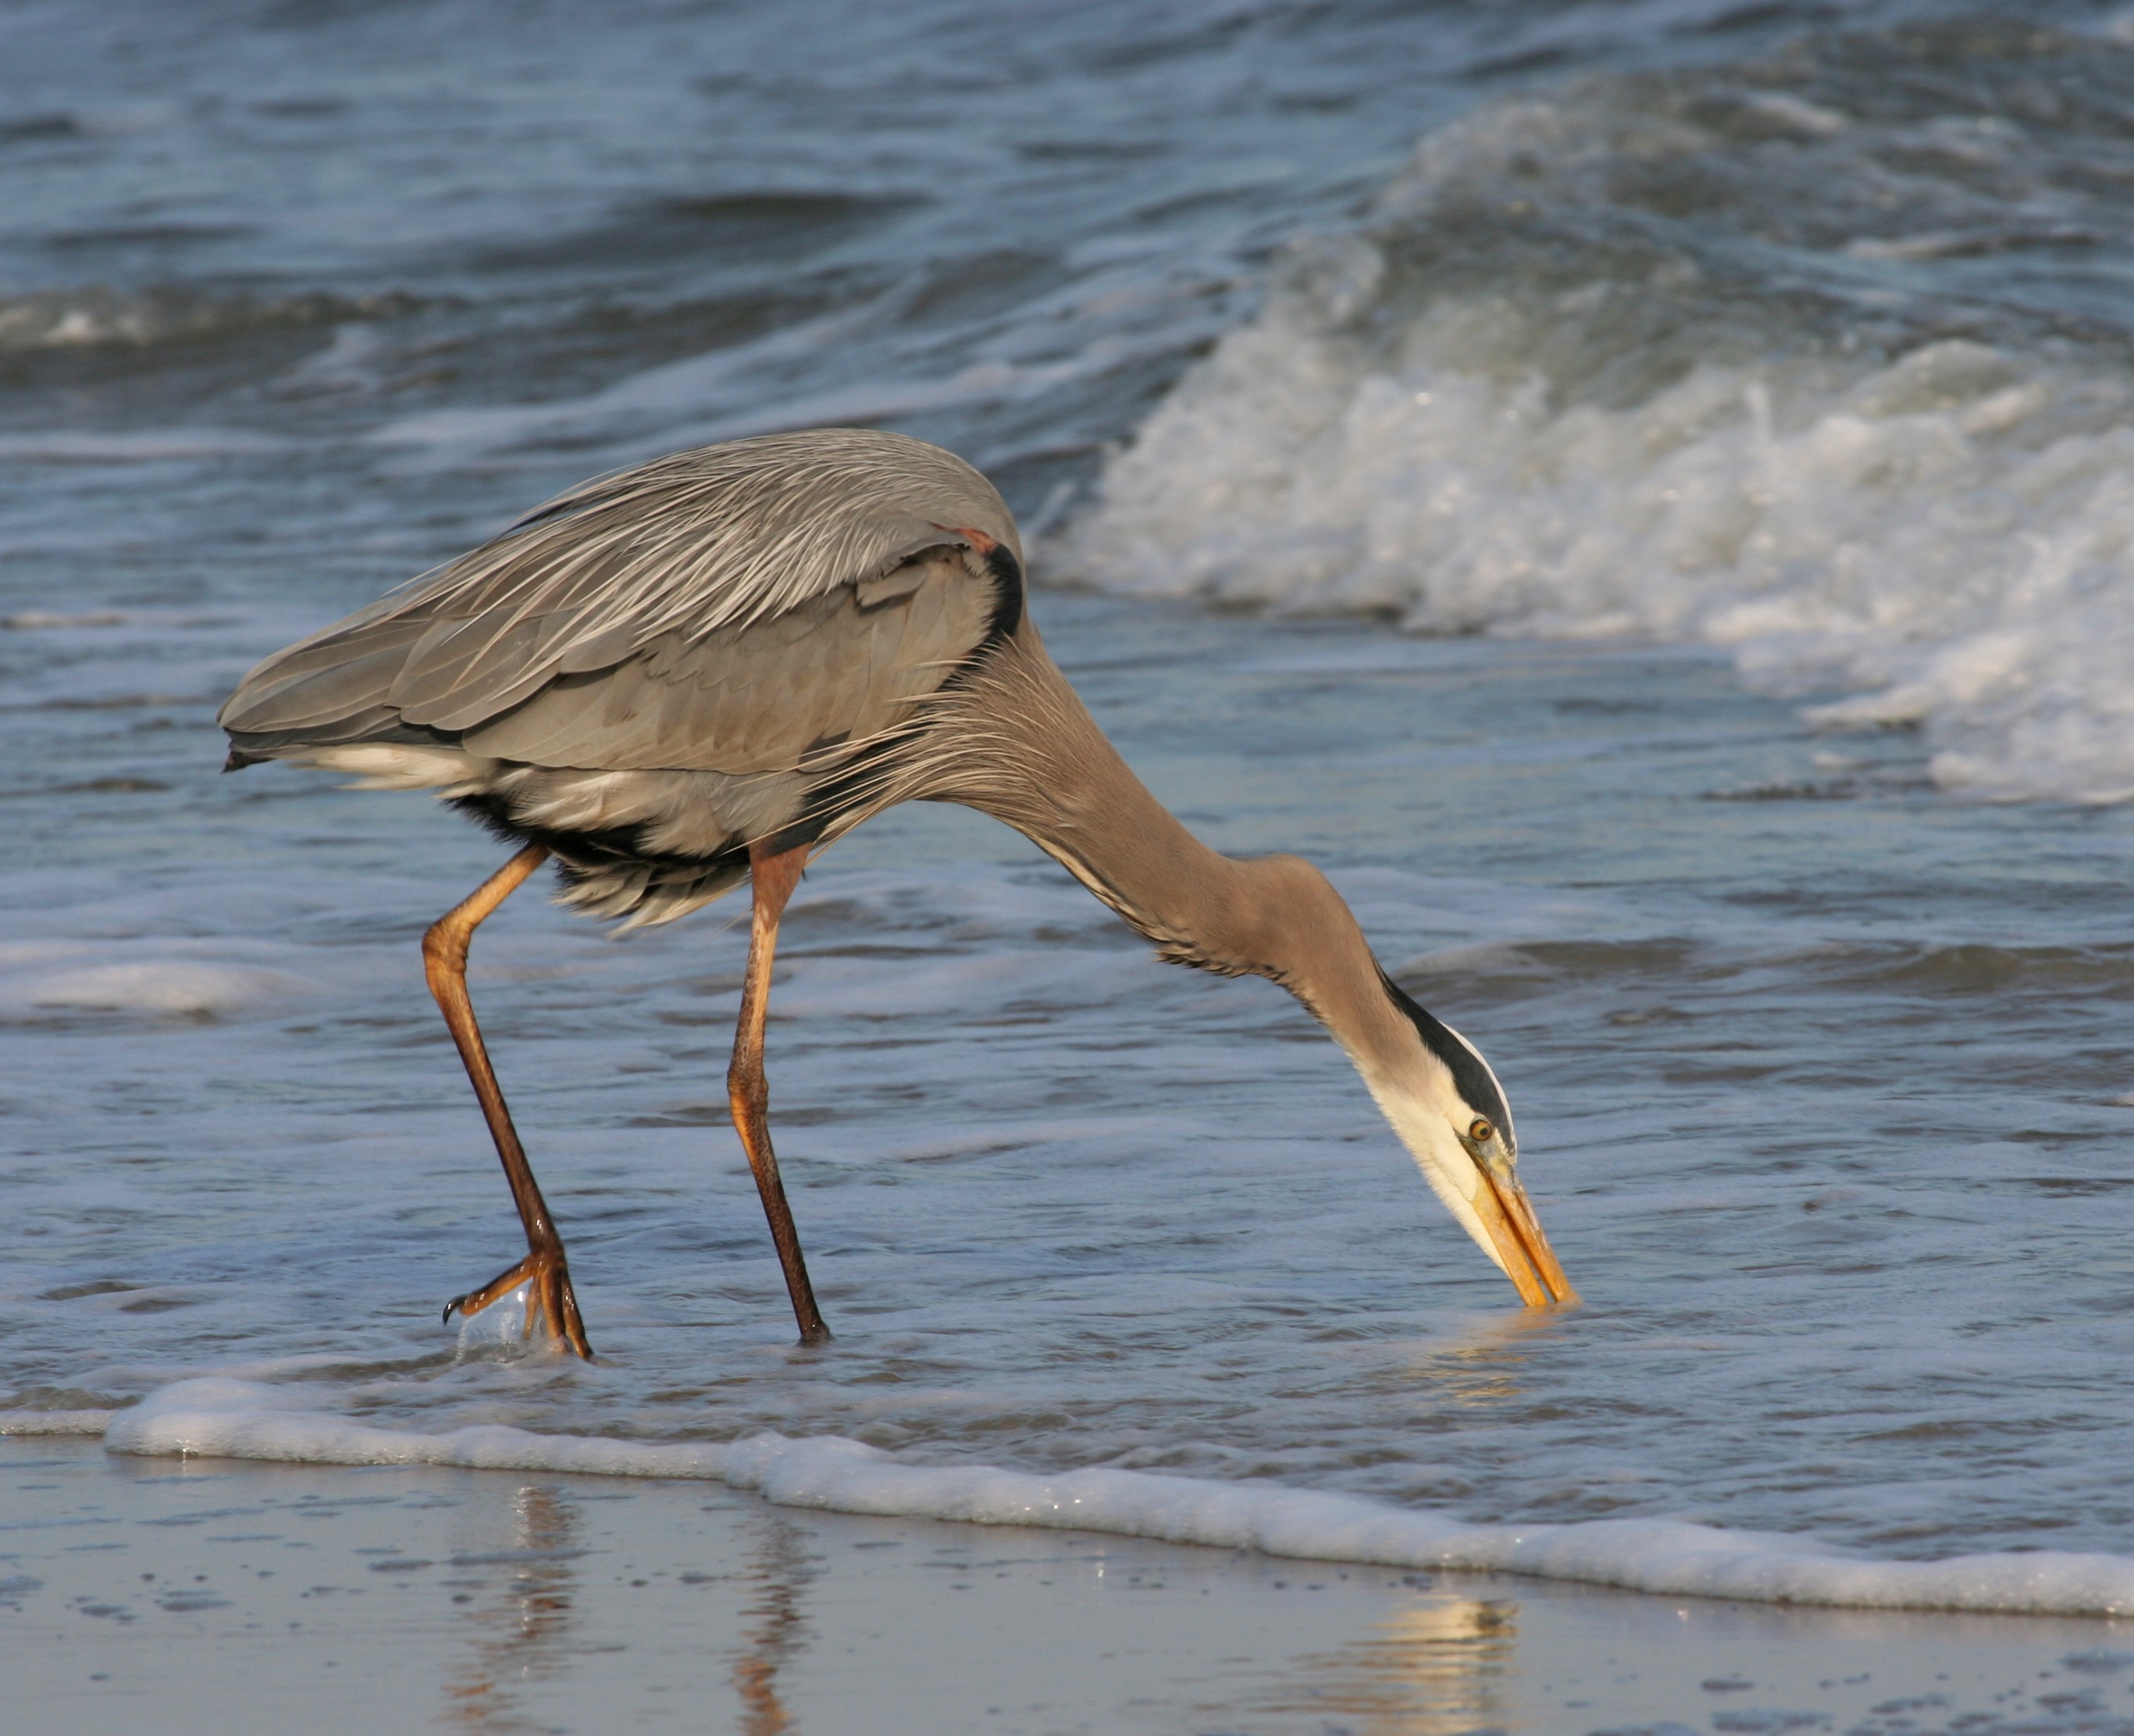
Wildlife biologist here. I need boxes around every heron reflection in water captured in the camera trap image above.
[731,1513,814,1736]
[440,1484,579,1734]
[219,429,1576,1354]
[1270,1595,1519,1736]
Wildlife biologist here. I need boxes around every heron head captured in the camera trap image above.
[1363,972,1577,1307]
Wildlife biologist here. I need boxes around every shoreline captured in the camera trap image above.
[5,1436,2127,1736]
[9,1378,2132,1622]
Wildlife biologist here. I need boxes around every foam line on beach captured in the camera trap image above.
[0,1409,115,1435]
[16,1379,2118,1618]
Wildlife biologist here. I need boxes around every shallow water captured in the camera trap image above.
[5,0,2134,1614]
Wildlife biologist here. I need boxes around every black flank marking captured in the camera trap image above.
[1380,970,1509,1138]
[980,543,1024,644]
[450,793,755,883]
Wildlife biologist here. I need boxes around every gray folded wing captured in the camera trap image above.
[219,427,1019,768]
[460,550,991,774]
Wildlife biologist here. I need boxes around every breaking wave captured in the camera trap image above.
[1066,20,2134,804]
[5,1378,2121,1617]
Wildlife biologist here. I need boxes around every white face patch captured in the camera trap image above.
[1356,1068,1509,1278]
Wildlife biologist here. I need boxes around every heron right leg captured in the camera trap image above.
[729,840,831,1346]
[423,843,592,1359]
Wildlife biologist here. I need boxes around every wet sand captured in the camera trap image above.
[4,1438,2127,1736]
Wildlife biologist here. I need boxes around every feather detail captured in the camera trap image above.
[219,429,1017,747]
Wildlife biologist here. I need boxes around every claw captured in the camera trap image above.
[442,1247,593,1359]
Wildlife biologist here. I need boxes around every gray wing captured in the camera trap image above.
[219,427,1021,752]
[458,550,993,774]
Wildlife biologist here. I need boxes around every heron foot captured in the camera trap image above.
[444,1248,592,1360]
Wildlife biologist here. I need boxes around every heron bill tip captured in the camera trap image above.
[1473,1170,1578,1308]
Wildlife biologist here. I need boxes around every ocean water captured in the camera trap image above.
[5,0,2134,1623]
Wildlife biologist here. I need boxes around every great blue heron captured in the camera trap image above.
[219,428,1575,1358]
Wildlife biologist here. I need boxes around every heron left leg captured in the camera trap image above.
[424,844,593,1359]
[729,841,831,1345]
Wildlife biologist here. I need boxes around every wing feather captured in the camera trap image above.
[459,547,990,773]
[219,428,1019,750]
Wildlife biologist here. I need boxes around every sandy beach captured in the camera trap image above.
[6,1437,2128,1736]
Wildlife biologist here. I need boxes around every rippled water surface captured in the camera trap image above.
[4,0,2133,1588]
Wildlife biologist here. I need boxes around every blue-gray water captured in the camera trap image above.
[5,0,2134,1595]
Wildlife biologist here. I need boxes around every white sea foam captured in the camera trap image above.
[1065,41,2134,805]
[0,956,305,1020]
[67,1379,2134,1618]
[0,1410,114,1436]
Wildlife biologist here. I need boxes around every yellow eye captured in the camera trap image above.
[1469,1118,1494,1144]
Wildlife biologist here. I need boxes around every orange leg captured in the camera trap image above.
[424,844,592,1359]
[729,842,830,1345]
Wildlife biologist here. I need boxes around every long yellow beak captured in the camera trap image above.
[1472,1164,1578,1307]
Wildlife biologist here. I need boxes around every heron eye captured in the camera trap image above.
[1469,1118,1494,1144]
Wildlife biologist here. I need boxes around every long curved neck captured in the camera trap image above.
[927,629,1415,1076]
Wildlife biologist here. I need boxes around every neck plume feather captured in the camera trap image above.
[914,630,1414,1075]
